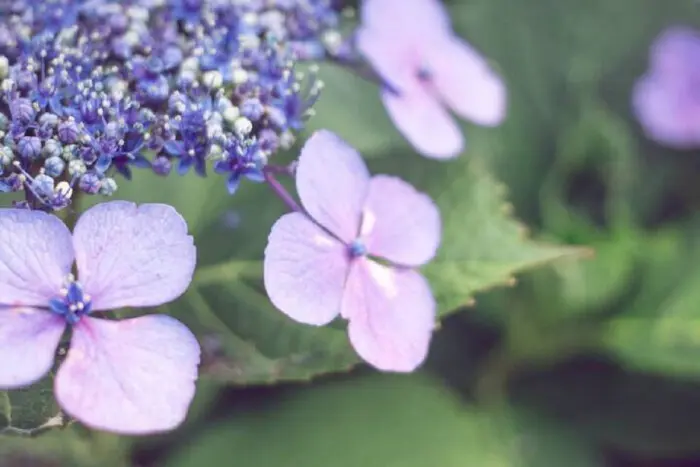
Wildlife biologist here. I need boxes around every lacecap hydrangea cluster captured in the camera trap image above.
[0,0,342,210]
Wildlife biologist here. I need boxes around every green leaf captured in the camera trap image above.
[368,155,589,316]
[172,273,357,385]
[512,357,700,457]
[0,428,129,467]
[166,373,603,467]
[1,344,68,437]
[602,226,700,378]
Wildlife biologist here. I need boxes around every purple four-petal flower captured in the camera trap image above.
[264,130,441,372]
[0,201,199,435]
[633,26,700,148]
[356,0,507,159]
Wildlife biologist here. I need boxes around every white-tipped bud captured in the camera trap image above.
[223,106,241,126]
[202,70,223,89]
[234,117,253,136]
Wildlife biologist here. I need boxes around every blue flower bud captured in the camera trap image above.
[42,139,63,159]
[58,120,80,144]
[10,98,35,125]
[44,155,65,177]
[79,172,101,194]
[0,146,13,166]
[32,173,55,197]
[99,177,118,196]
[241,98,265,121]
[18,136,41,160]
[152,156,172,176]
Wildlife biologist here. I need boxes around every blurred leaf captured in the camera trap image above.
[0,428,129,467]
[512,357,700,457]
[601,225,700,378]
[166,373,603,467]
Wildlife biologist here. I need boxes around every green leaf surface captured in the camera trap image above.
[512,357,700,457]
[599,225,700,378]
[167,373,603,467]
[0,428,128,467]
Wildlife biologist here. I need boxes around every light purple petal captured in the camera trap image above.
[0,308,64,388]
[73,201,196,311]
[264,212,349,326]
[381,87,464,159]
[361,176,441,267]
[633,73,700,148]
[0,210,74,306]
[360,0,451,43]
[55,315,200,435]
[296,130,370,242]
[342,260,435,372]
[649,27,700,81]
[632,27,700,148]
[430,37,507,126]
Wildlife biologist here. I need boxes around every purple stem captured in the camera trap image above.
[264,167,302,213]
[328,52,400,96]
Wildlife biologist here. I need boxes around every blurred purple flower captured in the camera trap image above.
[264,130,441,372]
[633,26,700,148]
[0,201,199,435]
[356,0,506,159]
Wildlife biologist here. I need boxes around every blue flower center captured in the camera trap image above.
[49,276,92,325]
[416,66,432,82]
[348,239,368,258]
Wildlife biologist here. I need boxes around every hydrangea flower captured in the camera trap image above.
[263,130,441,372]
[0,0,342,210]
[633,26,700,148]
[0,201,199,434]
[355,0,506,159]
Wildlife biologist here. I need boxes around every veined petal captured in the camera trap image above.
[73,201,196,311]
[0,308,65,388]
[361,176,441,267]
[296,131,370,242]
[0,209,74,306]
[264,213,349,326]
[55,315,200,435]
[342,260,435,372]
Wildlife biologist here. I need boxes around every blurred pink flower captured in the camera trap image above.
[633,26,700,148]
[356,0,507,159]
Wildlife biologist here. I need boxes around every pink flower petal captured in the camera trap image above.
[0,308,65,388]
[73,201,196,311]
[649,27,700,81]
[343,260,435,372]
[264,213,349,326]
[360,0,451,43]
[430,37,507,126]
[0,210,74,306]
[55,315,200,435]
[361,176,441,267]
[296,131,370,242]
[381,87,464,159]
[633,73,700,148]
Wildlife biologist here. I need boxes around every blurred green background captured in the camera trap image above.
[3,0,700,465]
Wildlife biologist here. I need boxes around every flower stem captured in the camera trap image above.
[264,167,302,213]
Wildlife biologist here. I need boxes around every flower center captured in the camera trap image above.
[416,65,432,83]
[348,239,367,258]
[49,275,92,325]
